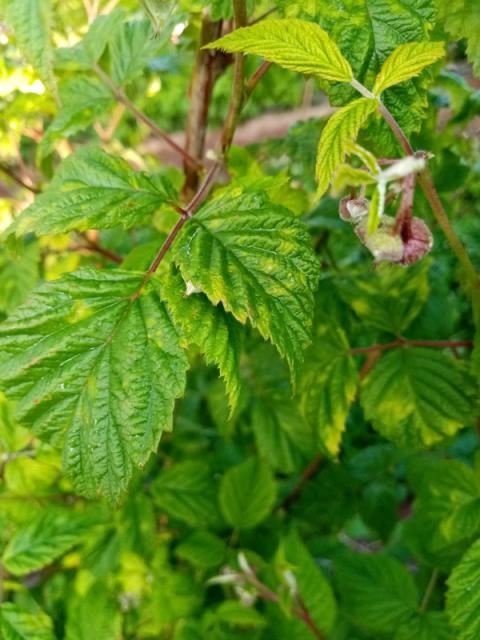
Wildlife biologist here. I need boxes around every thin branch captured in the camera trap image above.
[93,64,203,171]
[245,61,272,99]
[250,6,278,25]
[76,234,123,264]
[0,163,40,194]
[349,338,473,355]
[419,568,439,613]
[281,453,322,510]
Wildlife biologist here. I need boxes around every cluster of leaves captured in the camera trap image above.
[0,0,480,638]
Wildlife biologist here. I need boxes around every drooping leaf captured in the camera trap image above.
[161,269,243,413]
[207,19,353,83]
[0,268,188,501]
[10,147,177,236]
[109,19,160,86]
[5,0,56,94]
[153,461,221,528]
[373,41,445,95]
[2,509,98,575]
[280,530,337,635]
[173,190,320,383]
[361,348,473,449]
[65,581,122,640]
[299,318,358,457]
[436,0,480,76]
[335,552,418,634]
[446,537,480,640]
[0,604,56,640]
[316,97,378,198]
[219,457,276,529]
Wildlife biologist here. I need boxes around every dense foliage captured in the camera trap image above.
[0,0,479,638]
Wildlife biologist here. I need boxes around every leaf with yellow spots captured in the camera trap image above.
[0,269,188,502]
[173,190,320,383]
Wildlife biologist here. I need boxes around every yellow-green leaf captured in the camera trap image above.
[316,97,378,198]
[373,41,445,95]
[206,19,353,82]
[333,165,376,193]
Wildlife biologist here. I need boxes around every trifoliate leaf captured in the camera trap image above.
[207,19,353,82]
[219,457,276,529]
[2,509,98,575]
[436,0,480,76]
[316,97,378,198]
[0,604,56,640]
[161,269,243,413]
[447,537,480,640]
[299,320,358,457]
[373,41,445,95]
[10,147,176,236]
[5,0,56,95]
[335,553,418,634]
[361,348,473,449]
[173,190,320,383]
[0,269,188,501]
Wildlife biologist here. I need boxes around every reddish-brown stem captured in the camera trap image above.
[71,237,122,264]
[281,453,322,510]
[245,61,272,98]
[350,338,473,355]
[0,163,40,194]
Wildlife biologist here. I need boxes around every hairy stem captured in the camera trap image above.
[93,64,202,171]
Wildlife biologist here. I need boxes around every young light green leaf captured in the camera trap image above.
[206,19,353,82]
[0,269,188,501]
[447,537,480,640]
[173,190,320,384]
[161,269,243,414]
[219,457,276,529]
[0,604,56,640]
[153,461,221,528]
[2,509,97,575]
[367,182,385,235]
[10,147,176,236]
[361,348,473,449]
[316,97,378,198]
[333,165,377,193]
[65,581,122,640]
[299,321,358,457]
[373,41,445,95]
[109,19,160,86]
[5,0,56,94]
[348,142,380,175]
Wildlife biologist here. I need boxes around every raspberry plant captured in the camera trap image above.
[0,0,479,638]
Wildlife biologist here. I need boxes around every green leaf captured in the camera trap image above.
[65,582,122,640]
[335,553,418,634]
[207,19,353,82]
[447,537,480,640]
[173,190,320,383]
[299,319,358,457]
[214,601,266,628]
[5,0,56,94]
[436,0,480,76]
[0,243,39,314]
[161,269,243,413]
[373,41,445,95]
[281,530,337,634]
[367,182,385,235]
[2,509,97,575]
[219,457,276,529]
[0,268,188,501]
[394,613,453,640]
[153,461,221,528]
[109,19,159,86]
[38,77,113,159]
[5,457,59,496]
[333,165,377,193]
[10,147,176,236]
[175,531,226,569]
[0,603,56,640]
[316,98,378,198]
[361,349,473,449]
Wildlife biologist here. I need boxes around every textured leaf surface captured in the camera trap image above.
[2,509,96,575]
[0,604,56,640]
[373,41,445,95]
[0,243,39,314]
[335,553,418,634]
[10,147,176,236]
[175,531,226,569]
[207,19,353,82]
[436,0,480,75]
[447,537,480,640]
[394,613,453,640]
[109,19,159,85]
[316,98,378,198]
[174,190,320,382]
[219,457,276,529]
[161,269,243,413]
[153,461,221,527]
[362,349,473,449]
[65,582,122,640]
[0,268,188,501]
[299,319,358,456]
[5,0,55,93]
